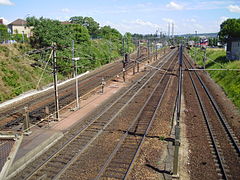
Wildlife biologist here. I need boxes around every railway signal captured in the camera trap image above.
[101,77,106,93]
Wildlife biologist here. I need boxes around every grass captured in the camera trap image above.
[0,44,54,103]
[188,47,240,109]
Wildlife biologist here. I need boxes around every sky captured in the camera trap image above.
[0,0,240,35]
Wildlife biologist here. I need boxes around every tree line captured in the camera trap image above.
[0,16,135,77]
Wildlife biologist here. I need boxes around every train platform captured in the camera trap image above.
[7,71,137,178]
[5,53,159,179]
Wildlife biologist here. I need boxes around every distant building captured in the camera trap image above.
[188,40,195,47]
[0,19,3,25]
[200,38,209,47]
[227,38,240,60]
[8,19,32,38]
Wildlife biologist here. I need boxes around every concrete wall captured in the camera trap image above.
[231,41,240,60]
[9,25,32,38]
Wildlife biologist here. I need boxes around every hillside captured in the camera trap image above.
[0,44,54,102]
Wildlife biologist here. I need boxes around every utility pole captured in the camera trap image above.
[203,47,207,69]
[137,40,140,73]
[173,45,183,177]
[53,44,60,121]
[122,37,125,57]
[23,106,31,135]
[147,39,150,59]
[172,23,174,38]
[22,31,25,43]
[72,40,75,78]
[195,31,198,60]
[168,23,170,38]
[73,57,80,109]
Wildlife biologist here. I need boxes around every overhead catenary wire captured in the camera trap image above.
[190,48,240,71]
[36,49,53,90]
[192,48,225,68]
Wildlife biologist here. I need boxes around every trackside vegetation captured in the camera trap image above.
[0,16,135,103]
[188,48,240,109]
[0,44,55,102]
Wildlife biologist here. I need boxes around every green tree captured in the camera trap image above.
[99,26,122,42]
[69,16,100,38]
[219,18,240,42]
[0,24,9,42]
[28,17,73,48]
[26,16,39,27]
[67,24,90,43]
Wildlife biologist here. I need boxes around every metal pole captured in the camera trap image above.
[75,58,80,109]
[122,37,125,56]
[22,31,24,43]
[53,45,60,120]
[155,39,157,61]
[147,39,150,59]
[23,106,29,132]
[173,45,183,176]
[203,48,206,69]
[72,40,75,78]
[137,40,140,73]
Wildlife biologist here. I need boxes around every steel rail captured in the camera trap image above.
[184,53,240,156]
[0,49,153,129]
[183,55,229,180]
[52,49,177,180]
[94,54,178,180]
[19,49,177,180]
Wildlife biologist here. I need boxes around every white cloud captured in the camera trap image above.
[133,19,160,29]
[61,8,70,13]
[137,2,153,8]
[186,18,196,23]
[162,18,175,23]
[166,2,183,10]
[227,5,240,13]
[100,19,162,34]
[219,16,229,24]
[0,17,9,24]
[0,0,14,5]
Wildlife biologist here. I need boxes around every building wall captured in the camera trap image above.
[9,25,32,38]
[231,41,240,60]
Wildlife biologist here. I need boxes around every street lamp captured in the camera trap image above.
[22,14,30,43]
[72,57,80,109]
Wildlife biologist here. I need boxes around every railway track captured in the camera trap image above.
[10,49,177,180]
[183,52,240,180]
[0,47,157,130]
[93,53,178,180]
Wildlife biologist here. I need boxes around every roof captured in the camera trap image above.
[61,21,71,25]
[8,19,27,26]
[228,37,240,42]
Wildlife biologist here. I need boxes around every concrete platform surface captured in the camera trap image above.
[6,60,148,179]
[7,128,63,178]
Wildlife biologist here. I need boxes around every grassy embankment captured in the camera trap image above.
[188,48,240,109]
[0,41,130,103]
[0,43,54,102]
